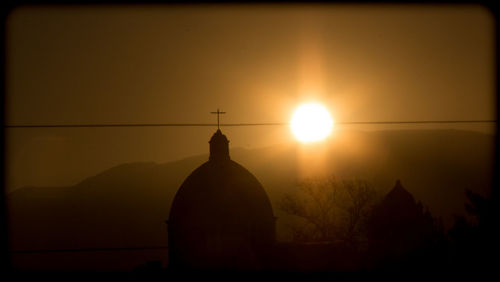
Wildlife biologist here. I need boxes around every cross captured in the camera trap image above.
[210,108,226,129]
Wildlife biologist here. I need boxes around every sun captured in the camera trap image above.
[290,103,334,143]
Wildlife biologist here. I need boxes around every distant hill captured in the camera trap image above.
[7,129,495,270]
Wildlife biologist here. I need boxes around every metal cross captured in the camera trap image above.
[210,108,226,129]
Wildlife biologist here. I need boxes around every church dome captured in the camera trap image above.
[168,129,275,269]
[367,180,434,259]
[380,179,418,213]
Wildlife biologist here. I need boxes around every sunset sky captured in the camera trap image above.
[5,4,496,191]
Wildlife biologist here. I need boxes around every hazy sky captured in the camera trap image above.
[5,4,496,191]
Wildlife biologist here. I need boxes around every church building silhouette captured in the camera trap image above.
[167,129,276,270]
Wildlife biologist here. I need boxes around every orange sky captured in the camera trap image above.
[4,4,496,191]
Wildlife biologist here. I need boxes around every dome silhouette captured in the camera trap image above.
[168,129,276,270]
[367,180,435,262]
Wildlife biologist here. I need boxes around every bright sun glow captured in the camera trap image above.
[291,103,334,143]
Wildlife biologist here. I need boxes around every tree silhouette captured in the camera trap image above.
[279,176,377,246]
[447,189,495,272]
[338,179,377,246]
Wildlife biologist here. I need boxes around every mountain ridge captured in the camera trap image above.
[8,129,495,253]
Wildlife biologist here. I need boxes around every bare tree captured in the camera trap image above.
[337,179,377,245]
[279,175,377,245]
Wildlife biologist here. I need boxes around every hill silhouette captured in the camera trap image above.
[8,129,494,270]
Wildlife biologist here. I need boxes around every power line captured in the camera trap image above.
[4,120,497,128]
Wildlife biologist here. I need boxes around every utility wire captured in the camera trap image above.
[4,120,497,128]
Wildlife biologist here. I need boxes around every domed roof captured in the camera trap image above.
[382,179,417,209]
[371,180,421,223]
[168,129,274,226]
[167,129,275,269]
[169,160,274,225]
